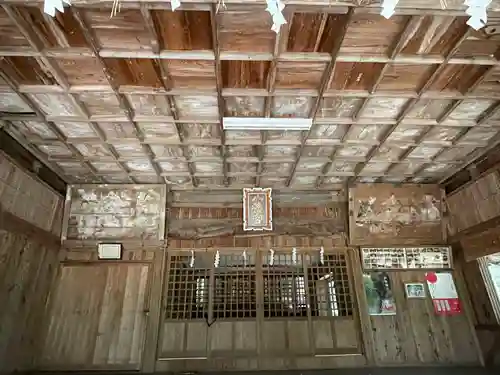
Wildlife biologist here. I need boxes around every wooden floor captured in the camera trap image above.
[20,367,500,375]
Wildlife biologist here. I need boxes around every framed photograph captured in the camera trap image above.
[405,283,426,299]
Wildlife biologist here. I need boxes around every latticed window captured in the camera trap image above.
[164,249,354,321]
[164,254,210,320]
[308,253,353,317]
[213,252,257,318]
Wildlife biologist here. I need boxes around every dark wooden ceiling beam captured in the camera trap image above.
[210,4,229,187]
[286,8,354,187]
[0,126,66,195]
[258,11,293,187]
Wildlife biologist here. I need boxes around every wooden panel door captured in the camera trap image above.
[39,263,150,370]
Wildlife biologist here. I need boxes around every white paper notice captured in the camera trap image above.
[427,272,458,299]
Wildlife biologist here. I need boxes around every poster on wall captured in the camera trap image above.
[425,272,462,315]
[363,271,396,315]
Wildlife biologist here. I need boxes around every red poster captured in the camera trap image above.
[426,272,462,316]
[432,298,461,315]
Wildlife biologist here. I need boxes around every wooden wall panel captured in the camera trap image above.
[447,170,500,236]
[39,263,150,370]
[0,151,63,235]
[348,184,445,246]
[362,270,481,365]
[0,231,60,373]
[0,151,63,373]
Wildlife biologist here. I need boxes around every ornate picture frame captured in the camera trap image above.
[243,188,273,231]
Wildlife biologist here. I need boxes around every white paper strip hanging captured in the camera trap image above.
[269,249,275,266]
[465,0,491,30]
[43,0,71,17]
[189,250,195,268]
[171,0,181,11]
[292,247,297,265]
[214,250,220,268]
[320,246,325,265]
[380,0,399,19]
[266,0,287,33]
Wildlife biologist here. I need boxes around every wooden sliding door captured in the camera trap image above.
[39,263,150,370]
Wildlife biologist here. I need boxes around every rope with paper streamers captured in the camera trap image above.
[43,0,491,31]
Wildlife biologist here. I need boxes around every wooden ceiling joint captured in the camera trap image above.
[258,11,294,187]
[285,8,354,187]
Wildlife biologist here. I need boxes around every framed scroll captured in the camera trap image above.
[243,188,272,231]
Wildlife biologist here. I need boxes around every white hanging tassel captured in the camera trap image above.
[292,247,297,265]
[320,246,325,265]
[214,250,220,268]
[380,0,399,19]
[43,0,71,17]
[243,250,248,267]
[171,0,181,11]
[189,250,195,268]
[265,0,287,33]
[216,0,227,13]
[465,0,491,30]
[269,249,275,266]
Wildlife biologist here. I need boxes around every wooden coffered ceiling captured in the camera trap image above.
[2,0,500,190]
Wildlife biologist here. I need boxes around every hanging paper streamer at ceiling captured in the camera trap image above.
[171,0,181,11]
[43,0,71,17]
[266,0,287,33]
[380,0,399,19]
[465,0,491,30]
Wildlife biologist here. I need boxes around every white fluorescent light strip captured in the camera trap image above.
[223,117,312,131]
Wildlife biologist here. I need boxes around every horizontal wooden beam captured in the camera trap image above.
[449,214,500,244]
[0,202,61,248]
[0,129,66,195]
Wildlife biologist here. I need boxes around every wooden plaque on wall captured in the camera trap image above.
[243,188,272,231]
[348,184,446,246]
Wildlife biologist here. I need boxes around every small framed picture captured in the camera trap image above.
[405,283,426,299]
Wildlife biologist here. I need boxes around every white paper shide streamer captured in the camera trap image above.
[266,0,287,33]
[465,0,491,30]
[171,0,182,11]
[214,250,220,268]
[380,0,399,19]
[243,250,248,267]
[43,0,71,17]
[269,249,275,266]
[320,246,325,265]
[292,247,297,265]
[189,250,195,268]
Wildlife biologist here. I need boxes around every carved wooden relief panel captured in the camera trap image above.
[349,184,445,246]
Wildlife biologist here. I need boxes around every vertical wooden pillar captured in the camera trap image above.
[141,188,170,372]
[350,248,376,365]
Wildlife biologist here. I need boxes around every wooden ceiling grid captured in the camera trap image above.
[2,1,500,189]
